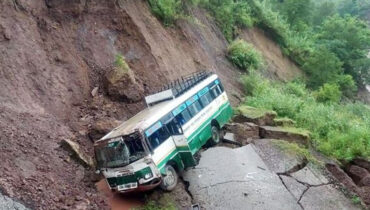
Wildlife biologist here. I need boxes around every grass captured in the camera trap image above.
[242,73,370,161]
[273,117,296,126]
[351,195,361,205]
[278,126,310,138]
[135,194,177,210]
[236,105,276,119]
[273,140,319,165]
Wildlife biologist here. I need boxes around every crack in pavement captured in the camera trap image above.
[275,159,334,210]
[198,180,250,190]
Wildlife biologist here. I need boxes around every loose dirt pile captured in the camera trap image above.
[0,0,303,209]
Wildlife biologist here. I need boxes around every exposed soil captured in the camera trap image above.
[0,0,304,209]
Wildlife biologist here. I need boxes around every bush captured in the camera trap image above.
[315,83,342,103]
[114,54,130,74]
[227,39,263,71]
[243,73,370,161]
[303,47,344,89]
[148,0,182,26]
[199,0,255,41]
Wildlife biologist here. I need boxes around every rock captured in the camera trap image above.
[280,175,307,200]
[224,122,259,144]
[353,158,370,172]
[346,165,369,184]
[259,126,310,146]
[360,175,370,187]
[0,193,29,210]
[300,184,361,210]
[91,87,99,97]
[233,106,277,126]
[326,163,359,194]
[88,118,121,141]
[359,186,370,205]
[222,133,242,146]
[291,164,329,186]
[61,139,94,168]
[104,65,144,103]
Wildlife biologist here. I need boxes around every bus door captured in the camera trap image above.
[164,118,197,168]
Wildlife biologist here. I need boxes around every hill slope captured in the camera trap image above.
[0,0,302,208]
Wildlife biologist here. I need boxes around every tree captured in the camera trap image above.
[277,0,313,27]
[317,15,370,86]
[303,47,344,89]
[312,1,336,26]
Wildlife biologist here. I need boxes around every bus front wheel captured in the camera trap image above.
[160,165,178,191]
[209,125,221,146]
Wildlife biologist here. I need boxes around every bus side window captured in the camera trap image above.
[187,100,202,117]
[147,127,170,150]
[175,109,191,125]
[199,91,213,107]
[166,119,182,136]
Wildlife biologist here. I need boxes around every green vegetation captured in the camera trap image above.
[147,0,182,26]
[236,105,276,119]
[136,194,176,210]
[147,0,370,162]
[242,73,370,161]
[273,140,319,164]
[273,117,296,127]
[314,83,342,103]
[227,39,263,71]
[114,54,130,74]
[351,195,361,205]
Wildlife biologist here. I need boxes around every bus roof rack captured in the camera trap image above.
[145,71,212,107]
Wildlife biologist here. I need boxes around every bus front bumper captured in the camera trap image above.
[113,177,161,193]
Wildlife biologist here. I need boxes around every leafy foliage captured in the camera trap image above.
[227,39,263,71]
[314,83,342,103]
[302,47,343,89]
[242,73,370,161]
[317,15,370,85]
[148,0,182,26]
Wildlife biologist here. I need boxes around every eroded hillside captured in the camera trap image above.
[0,0,302,209]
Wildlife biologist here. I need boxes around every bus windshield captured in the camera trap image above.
[95,134,146,169]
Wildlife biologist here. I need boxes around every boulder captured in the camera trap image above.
[360,175,370,187]
[104,65,144,103]
[259,126,310,146]
[346,165,370,184]
[61,139,94,168]
[326,163,359,195]
[233,106,276,126]
[224,122,259,144]
[353,158,370,172]
[359,186,370,206]
[88,118,122,141]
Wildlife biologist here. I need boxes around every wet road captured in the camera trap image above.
[183,145,300,209]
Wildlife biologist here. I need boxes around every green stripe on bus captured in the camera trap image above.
[156,102,232,171]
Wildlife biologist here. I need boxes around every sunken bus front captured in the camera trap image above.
[94,71,233,193]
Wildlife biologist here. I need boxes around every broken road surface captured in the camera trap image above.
[183,145,361,210]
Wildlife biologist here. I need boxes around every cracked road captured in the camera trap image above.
[183,143,360,210]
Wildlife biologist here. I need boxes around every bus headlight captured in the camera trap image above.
[144,172,153,180]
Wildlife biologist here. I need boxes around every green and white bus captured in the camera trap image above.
[94,71,232,192]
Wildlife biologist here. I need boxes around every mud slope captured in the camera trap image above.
[240,28,303,81]
[0,0,301,209]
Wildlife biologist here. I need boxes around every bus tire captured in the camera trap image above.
[208,125,221,146]
[160,165,178,191]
